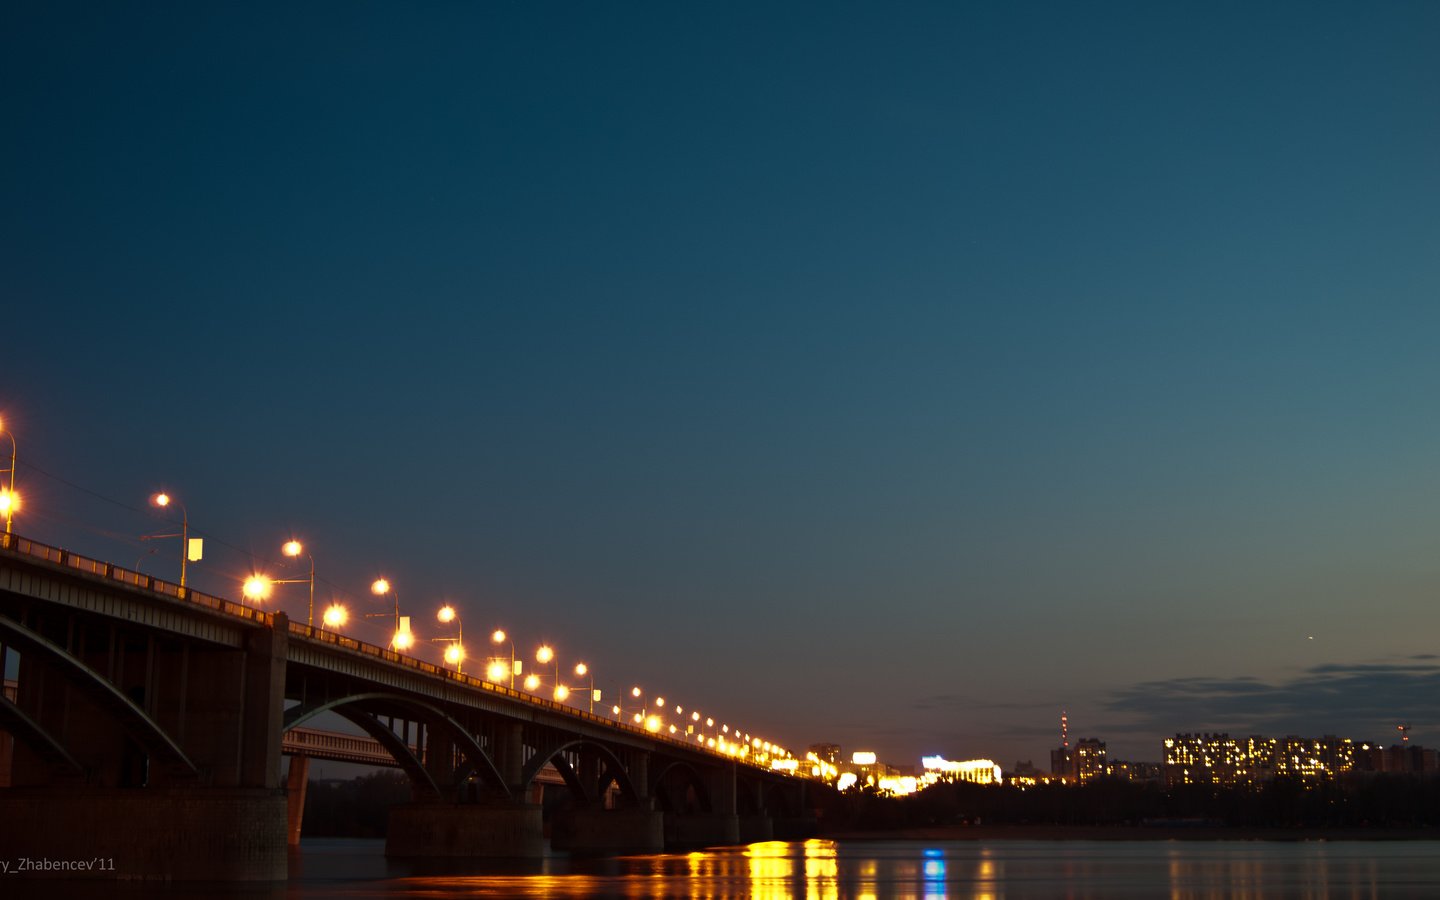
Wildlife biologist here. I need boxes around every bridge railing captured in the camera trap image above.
[2,532,793,771]
[284,619,676,744]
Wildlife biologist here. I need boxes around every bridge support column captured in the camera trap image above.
[495,722,524,790]
[551,807,664,853]
[286,755,310,846]
[386,801,544,858]
[0,787,287,881]
[242,613,288,789]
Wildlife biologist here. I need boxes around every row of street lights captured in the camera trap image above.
[0,421,791,765]
[245,561,602,712]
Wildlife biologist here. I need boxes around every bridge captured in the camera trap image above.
[0,532,819,880]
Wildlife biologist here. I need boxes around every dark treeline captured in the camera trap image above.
[823,776,1440,832]
[302,771,412,837]
[299,772,1440,837]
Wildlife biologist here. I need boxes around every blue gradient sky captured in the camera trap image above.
[5,2,1439,766]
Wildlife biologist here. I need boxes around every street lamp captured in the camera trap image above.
[148,492,199,588]
[283,540,316,627]
[573,662,599,714]
[322,603,349,629]
[489,629,517,687]
[432,604,464,673]
[240,539,316,624]
[535,644,568,702]
[368,578,410,651]
[0,417,17,535]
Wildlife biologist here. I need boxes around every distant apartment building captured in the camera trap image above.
[1353,742,1440,776]
[1050,745,1073,779]
[1164,733,1363,786]
[1074,738,1107,783]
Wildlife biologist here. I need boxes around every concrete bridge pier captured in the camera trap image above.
[664,761,740,848]
[386,800,545,858]
[550,805,665,853]
[0,787,288,881]
[550,747,664,853]
[664,812,741,848]
[738,814,774,842]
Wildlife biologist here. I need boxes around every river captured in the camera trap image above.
[9,837,1440,898]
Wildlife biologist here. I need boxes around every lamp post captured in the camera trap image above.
[489,629,517,687]
[149,492,194,588]
[368,578,410,651]
[0,417,17,535]
[433,604,464,673]
[573,662,599,714]
[535,644,567,703]
[283,540,316,627]
[240,539,316,625]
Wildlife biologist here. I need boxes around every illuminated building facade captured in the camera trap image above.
[1163,733,1359,786]
[1074,738,1107,783]
[921,756,1003,786]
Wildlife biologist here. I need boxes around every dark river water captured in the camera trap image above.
[289,838,1440,899]
[9,838,1440,898]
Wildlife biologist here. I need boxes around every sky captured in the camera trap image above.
[4,1,1439,768]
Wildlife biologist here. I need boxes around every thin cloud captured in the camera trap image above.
[1103,660,1440,742]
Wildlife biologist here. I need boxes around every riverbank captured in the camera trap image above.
[821,824,1440,842]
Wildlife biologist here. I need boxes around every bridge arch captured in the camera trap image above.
[648,758,713,814]
[517,738,641,805]
[0,692,83,775]
[0,614,198,779]
[283,692,508,798]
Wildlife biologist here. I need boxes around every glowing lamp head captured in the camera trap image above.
[553,685,569,702]
[611,705,621,715]
[523,674,540,692]
[644,716,662,733]
[491,629,506,644]
[0,489,17,514]
[392,629,413,651]
[536,645,553,664]
[574,662,587,677]
[706,718,714,727]
[443,643,464,666]
[692,711,700,721]
[282,540,303,557]
[485,660,508,682]
[675,706,683,715]
[654,697,665,707]
[322,604,348,628]
[242,575,272,601]
[151,492,171,508]
[371,578,390,596]
[631,686,642,698]
[437,605,456,624]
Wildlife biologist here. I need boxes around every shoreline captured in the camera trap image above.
[819,824,1440,842]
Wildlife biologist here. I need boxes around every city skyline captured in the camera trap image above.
[5,2,1440,766]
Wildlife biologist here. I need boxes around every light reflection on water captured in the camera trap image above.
[283,838,1440,899]
[6,838,1438,898]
